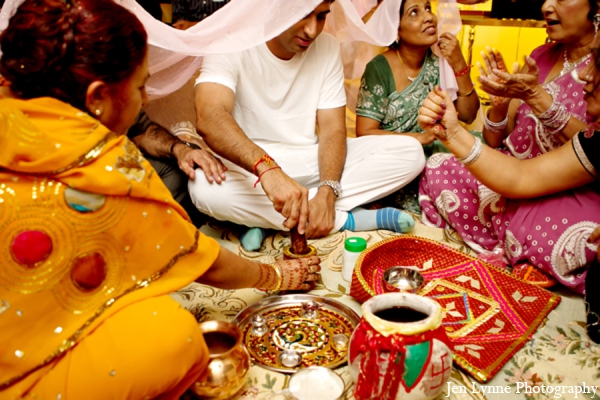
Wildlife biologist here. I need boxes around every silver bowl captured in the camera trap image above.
[383,266,424,293]
[278,350,302,368]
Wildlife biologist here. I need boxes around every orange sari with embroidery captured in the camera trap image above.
[0,97,220,399]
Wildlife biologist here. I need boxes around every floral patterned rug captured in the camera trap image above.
[173,220,600,400]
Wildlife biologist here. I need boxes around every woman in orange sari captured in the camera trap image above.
[0,1,319,398]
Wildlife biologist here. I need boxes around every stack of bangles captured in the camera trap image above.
[483,107,508,134]
[534,99,571,134]
[456,136,483,166]
[253,154,281,188]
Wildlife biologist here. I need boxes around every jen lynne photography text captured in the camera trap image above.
[446,381,599,398]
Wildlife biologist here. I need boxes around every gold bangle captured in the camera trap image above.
[268,263,283,291]
[457,86,475,97]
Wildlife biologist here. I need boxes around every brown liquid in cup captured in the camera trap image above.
[204,331,236,355]
[374,306,429,323]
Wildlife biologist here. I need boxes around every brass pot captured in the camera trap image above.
[282,244,317,260]
[191,321,251,399]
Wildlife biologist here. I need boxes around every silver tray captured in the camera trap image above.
[232,294,360,373]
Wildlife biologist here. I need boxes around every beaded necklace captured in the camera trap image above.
[561,50,590,76]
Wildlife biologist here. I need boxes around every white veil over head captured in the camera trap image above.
[0,0,462,102]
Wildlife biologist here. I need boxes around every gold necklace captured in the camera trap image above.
[396,50,418,82]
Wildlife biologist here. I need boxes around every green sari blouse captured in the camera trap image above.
[356,51,441,214]
[356,50,452,157]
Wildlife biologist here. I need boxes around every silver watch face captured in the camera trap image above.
[332,182,342,194]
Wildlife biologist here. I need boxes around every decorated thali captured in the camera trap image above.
[232,294,360,374]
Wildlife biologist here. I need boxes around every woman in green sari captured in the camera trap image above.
[356,0,479,213]
[356,0,479,157]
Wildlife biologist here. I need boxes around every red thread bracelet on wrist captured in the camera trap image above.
[454,65,472,77]
[252,154,276,176]
[254,166,281,188]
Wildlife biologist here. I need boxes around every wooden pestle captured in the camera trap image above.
[290,226,310,256]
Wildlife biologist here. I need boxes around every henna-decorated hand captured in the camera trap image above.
[477,47,513,107]
[275,256,321,291]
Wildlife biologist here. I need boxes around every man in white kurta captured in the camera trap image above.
[191,1,425,249]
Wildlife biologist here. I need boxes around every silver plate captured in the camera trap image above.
[232,294,360,373]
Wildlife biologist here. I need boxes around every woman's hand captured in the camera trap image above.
[273,256,321,291]
[479,51,543,103]
[200,250,320,290]
[418,86,461,141]
[438,33,468,73]
[477,47,512,107]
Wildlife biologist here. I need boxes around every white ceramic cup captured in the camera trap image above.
[266,367,345,400]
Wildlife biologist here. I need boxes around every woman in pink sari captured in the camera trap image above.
[418,0,600,293]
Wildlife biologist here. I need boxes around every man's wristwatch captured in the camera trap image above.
[318,180,342,197]
[170,140,201,158]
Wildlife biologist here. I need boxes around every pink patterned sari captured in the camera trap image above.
[418,43,600,294]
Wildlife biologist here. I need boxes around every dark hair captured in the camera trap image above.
[588,0,600,21]
[0,0,148,112]
[388,0,408,50]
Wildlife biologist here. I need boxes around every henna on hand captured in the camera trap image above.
[275,256,321,290]
[254,263,276,290]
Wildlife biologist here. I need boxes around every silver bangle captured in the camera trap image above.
[483,107,508,134]
[456,137,483,166]
[535,100,570,134]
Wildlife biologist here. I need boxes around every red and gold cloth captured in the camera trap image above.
[350,235,561,383]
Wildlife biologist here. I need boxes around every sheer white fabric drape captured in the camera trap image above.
[0,0,462,101]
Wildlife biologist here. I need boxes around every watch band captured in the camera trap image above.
[169,140,201,158]
[318,180,342,197]
[182,140,201,150]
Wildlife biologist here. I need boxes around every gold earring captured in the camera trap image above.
[95,109,101,116]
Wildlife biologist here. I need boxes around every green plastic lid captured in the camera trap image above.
[344,237,367,252]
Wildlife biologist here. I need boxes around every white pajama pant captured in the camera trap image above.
[188,135,425,232]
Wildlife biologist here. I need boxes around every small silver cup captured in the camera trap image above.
[301,301,319,319]
[332,333,349,352]
[278,350,303,368]
[383,266,425,293]
[250,314,268,336]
